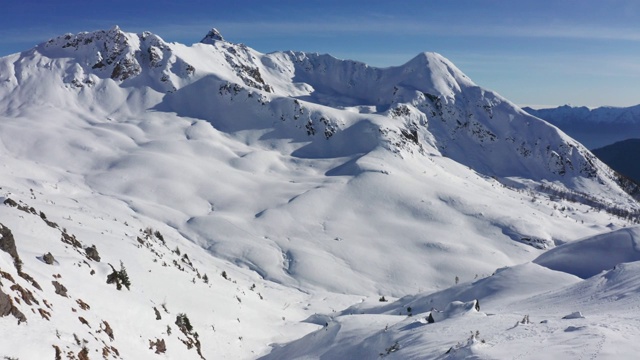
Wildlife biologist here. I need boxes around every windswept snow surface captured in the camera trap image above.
[534,227,640,278]
[0,26,639,359]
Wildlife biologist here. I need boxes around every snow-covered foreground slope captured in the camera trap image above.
[0,26,639,359]
[264,230,640,359]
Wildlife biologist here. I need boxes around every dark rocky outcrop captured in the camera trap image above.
[52,280,68,297]
[43,252,55,265]
[0,287,27,324]
[200,28,224,44]
[85,245,101,262]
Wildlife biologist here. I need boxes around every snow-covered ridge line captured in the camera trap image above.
[4,26,635,201]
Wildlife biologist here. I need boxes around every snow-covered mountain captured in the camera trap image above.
[523,104,640,149]
[593,139,640,185]
[1,26,639,359]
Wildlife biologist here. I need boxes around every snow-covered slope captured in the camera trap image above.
[0,26,639,359]
[523,104,640,149]
[265,228,640,359]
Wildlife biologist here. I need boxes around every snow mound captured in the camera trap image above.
[562,311,585,319]
[534,226,640,278]
[538,261,640,307]
[430,299,482,322]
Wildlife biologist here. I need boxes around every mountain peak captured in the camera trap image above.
[200,28,225,44]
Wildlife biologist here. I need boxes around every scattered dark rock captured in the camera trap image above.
[52,280,68,297]
[61,231,82,248]
[85,245,101,262]
[18,271,42,291]
[78,346,89,360]
[43,252,55,265]
[149,338,167,354]
[0,223,21,270]
[38,308,51,320]
[0,224,42,289]
[76,298,90,310]
[78,316,90,327]
[53,345,62,360]
[0,287,27,324]
[102,320,114,341]
[10,283,38,305]
[39,211,59,228]
[3,198,18,207]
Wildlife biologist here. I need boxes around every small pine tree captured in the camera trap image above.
[202,274,209,284]
[118,261,131,290]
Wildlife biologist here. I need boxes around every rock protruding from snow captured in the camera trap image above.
[562,311,585,319]
[200,28,225,44]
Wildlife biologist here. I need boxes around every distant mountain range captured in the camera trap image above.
[523,104,640,149]
[593,139,640,184]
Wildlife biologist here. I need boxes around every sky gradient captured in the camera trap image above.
[2,0,640,108]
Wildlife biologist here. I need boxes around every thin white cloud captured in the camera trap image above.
[198,18,640,43]
[5,17,637,48]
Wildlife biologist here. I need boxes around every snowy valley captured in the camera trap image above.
[1,26,640,359]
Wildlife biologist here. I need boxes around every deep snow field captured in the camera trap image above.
[0,27,639,359]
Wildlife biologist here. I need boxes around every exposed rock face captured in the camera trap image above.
[43,252,55,265]
[43,25,142,81]
[37,26,197,93]
[85,245,101,262]
[0,223,19,264]
[52,280,69,297]
[200,28,225,44]
[0,285,27,324]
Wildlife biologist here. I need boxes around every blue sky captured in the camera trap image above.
[2,0,640,108]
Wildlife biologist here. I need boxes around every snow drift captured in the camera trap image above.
[534,226,640,278]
